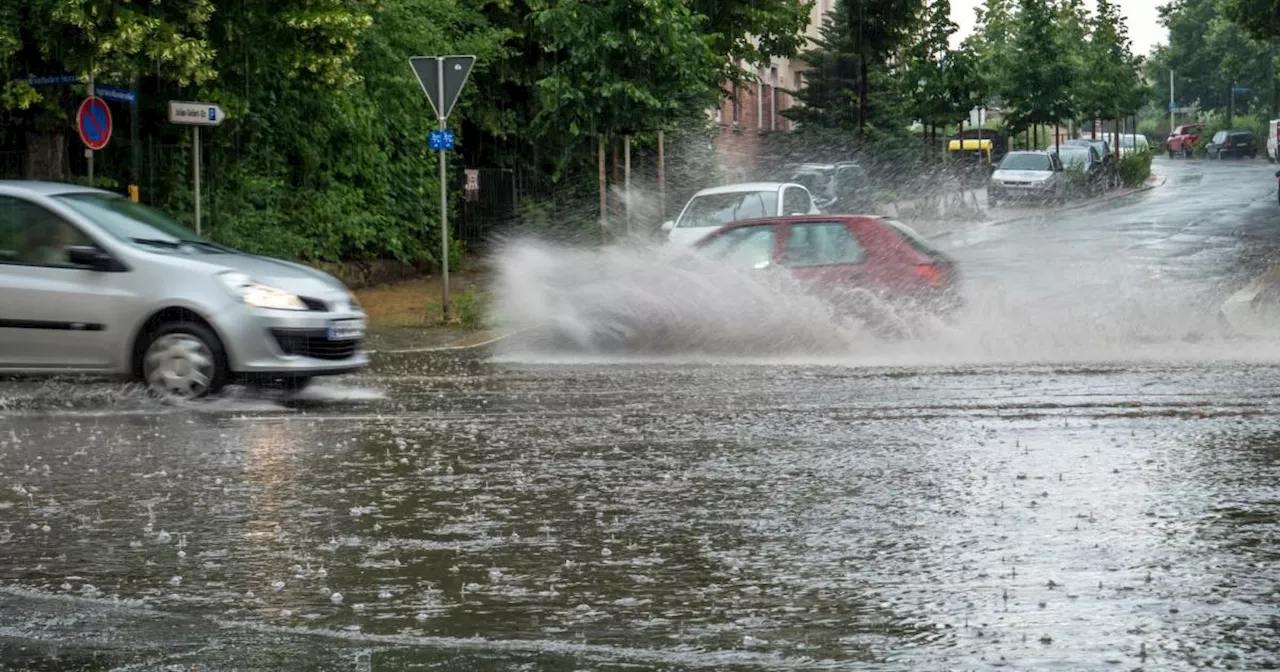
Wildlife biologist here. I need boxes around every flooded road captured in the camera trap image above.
[3,158,1280,670]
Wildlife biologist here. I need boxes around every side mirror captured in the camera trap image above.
[67,245,116,271]
[1274,170,1280,177]
[660,220,674,232]
[753,260,771,270]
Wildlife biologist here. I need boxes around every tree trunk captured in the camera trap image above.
[598,135,607,244]
[858,54,869,133]
[25,132,68,181]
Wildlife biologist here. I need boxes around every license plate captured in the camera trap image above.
[327,319,365,341]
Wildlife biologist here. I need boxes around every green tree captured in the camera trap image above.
[785,0,922,135]
[963,0,1017,108]
[692,0,816,84]
[1002,0,1077,141]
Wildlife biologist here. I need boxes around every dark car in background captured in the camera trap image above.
[1051,144,1106,195]
[1206,130,1258,159]
[777,162,875,213]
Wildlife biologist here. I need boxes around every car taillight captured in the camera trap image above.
[914,264,945,288]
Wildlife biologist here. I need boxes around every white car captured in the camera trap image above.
[661,182,819,247]
[1117,133,1150,157]
[987,151,1067,206]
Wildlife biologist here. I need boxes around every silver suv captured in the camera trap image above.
[0,181,369,399]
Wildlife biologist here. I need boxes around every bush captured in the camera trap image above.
[451,284,489,330]
[1118,149,1153,187]
[1063,163,1091,196]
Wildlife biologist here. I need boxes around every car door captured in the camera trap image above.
[778,220,869,295]
[780,186,814,216]
[0,194,118,370]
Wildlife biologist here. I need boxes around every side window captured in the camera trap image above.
[783,187,811,215]
[699,225,777,269]
[782,222,866,267]
[0,195,92,267]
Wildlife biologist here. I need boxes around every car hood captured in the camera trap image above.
[993,170,1053,182]
[192,251,349,296]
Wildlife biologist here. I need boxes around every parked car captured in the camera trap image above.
[776,162,874,213]
[691,215,962,329]
[0,181,369,400]
[1206,130,1258,159]
[1051,145,1106,195]
[662,182,819,247]
[1064,138,1118,187]
[988,151,1067,206]
[1166,123,1203,158]
[1117,133,1151,157]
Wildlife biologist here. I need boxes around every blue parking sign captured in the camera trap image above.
[429,129,455,151]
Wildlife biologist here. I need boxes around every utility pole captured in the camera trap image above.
[1169,69,1175,134]
[1229,83,1235,127]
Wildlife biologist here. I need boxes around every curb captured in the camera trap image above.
[365,329,520,355]
[929,173,1167,239]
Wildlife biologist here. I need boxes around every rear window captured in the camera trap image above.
[883,219,946,261]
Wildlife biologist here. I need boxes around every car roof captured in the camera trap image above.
[693,182,796,195]
[0,180,114,197]
[711,214,882,232]
[1003,150,1052,156]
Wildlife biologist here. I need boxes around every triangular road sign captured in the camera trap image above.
[410,55,476,121]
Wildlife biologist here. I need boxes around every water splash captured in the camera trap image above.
[487,236,1280,366]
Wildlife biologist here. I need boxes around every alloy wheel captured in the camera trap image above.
[143,333,216,399]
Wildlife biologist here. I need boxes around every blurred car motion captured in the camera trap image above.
[691,214,962,333]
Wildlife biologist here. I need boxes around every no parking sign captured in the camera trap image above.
[76,96,112,150]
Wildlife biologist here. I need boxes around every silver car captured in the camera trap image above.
[0,181,369,399]
[987,151,1067,206]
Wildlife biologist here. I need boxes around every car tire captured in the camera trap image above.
[1183,147,1191,159]
[1167,148,1174,159]
[988,196,997,208]
[138,321,228,400]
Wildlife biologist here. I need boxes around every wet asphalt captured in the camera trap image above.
[2,157,1280,671]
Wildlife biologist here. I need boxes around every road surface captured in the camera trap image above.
[1,157,1278,671]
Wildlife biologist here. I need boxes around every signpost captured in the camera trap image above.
[168,101,226,235]
[409,55,475,321]
[76,94,112,186]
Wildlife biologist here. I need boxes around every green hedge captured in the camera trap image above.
[1118,149,1153,187]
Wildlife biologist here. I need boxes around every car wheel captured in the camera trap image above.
[1183,147,1191,159]
[987,196,997,208]
[139,322,228,400]
[1167,148,1174,159]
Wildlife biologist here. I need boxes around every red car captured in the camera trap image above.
[692,215,962,328]
[1166,123,1203,158]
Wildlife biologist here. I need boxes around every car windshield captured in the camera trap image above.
[677,190,777,229]
[789,171,832,197]
[998,154,1052,171]
[54,193,226,253]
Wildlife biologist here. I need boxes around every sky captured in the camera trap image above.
[949,0,1167,56]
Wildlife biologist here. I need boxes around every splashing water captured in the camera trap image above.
[488,236,1280,366]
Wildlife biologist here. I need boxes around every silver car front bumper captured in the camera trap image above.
[213,300,369,377]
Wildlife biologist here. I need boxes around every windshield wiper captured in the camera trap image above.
[131,237,182,248]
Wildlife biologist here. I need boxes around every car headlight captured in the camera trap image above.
[217,271,308,311]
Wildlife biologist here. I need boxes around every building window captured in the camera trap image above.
[770,67,778,86]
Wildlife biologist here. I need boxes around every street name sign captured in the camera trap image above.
[168,101,225,126]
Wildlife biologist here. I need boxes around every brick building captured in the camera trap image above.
[711,0,833,178]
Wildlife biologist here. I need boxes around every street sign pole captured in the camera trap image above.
[409,55,476,324]
[193,125,201,235]
[436,56,450,321]
[87,75,94,187]
[167,101,226,236]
